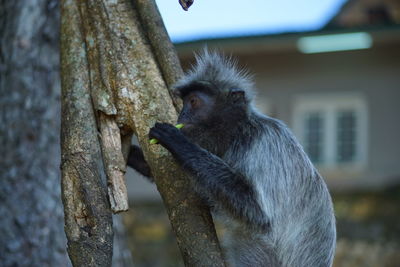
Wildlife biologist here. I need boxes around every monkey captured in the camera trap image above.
[128,50,336,267]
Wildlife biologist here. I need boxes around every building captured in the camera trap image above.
[127,0,400,200]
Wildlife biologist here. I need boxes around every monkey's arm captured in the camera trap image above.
[127,145,153,181]
[149,123,269,230]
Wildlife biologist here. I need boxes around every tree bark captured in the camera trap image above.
[0,1,134,266]
[61,0,225,265]
[136,0,184,110]
[60,0,113,265]
[135,1,226,266]
[0,0,69,266]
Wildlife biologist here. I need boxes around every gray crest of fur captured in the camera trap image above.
[174,48,256,102]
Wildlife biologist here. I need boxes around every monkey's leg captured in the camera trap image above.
[127,145,153,181]
[149,123,269,230]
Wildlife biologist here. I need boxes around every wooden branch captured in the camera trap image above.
[135,1,225,266]
[76,0,131,213]
[136,0,183,111]
[99,112,129,212]
[60,0,113,265]
[62,0,225,265]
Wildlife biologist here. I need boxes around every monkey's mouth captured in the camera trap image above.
[177,122,195,135]
[177,118,192,126]
[179,123,194,130]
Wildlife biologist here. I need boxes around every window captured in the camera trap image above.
[304,112,324,163]
[336,110,356,162]
[293,93,367,168]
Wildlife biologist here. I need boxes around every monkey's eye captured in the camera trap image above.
[189,96,200,108]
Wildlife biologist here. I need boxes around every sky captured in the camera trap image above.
[155,0,348,43]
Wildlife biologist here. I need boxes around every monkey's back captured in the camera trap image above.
[221,111,336,267]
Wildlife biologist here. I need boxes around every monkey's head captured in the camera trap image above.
[173,50,255,152]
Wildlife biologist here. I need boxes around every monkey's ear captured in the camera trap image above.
[229,88,245,103]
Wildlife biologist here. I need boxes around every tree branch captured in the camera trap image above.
[136,0,183,111]
[99,112,129,212]
[134,1,225,266]
[60,0,113,265]
[76,0,130,213]
[62,0,225,265]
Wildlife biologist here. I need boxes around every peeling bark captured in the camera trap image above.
[60,0,113,266]
[99,112,129,212]
[61,0,225,265]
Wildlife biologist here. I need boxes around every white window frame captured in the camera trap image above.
[292,93,368,170]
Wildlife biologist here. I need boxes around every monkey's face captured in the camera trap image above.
[177,88,248,155]
[177,87,247,127]
[177,89,226,153]
[178,90,216,130]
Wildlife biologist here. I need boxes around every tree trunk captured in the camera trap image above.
[0,1,134,266]
[60,0,114,265]
[0,0,69,266]
[60,0,225,265]
[135,1,226,265]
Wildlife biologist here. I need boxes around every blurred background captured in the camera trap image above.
[1,0,399,266]
[124,0,400,266]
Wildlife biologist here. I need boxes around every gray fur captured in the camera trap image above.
[174,50,336,267]
[174,48,256,103]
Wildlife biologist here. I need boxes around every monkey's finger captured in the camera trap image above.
[148,127,163,144]
[149,123,184,144]
[149,124,173,144]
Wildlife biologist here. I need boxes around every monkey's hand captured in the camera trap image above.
[149,123,191,157]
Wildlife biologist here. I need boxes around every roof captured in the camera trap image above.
[175,0,400,56]
[175,25,400,56]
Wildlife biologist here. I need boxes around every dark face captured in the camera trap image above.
[177,89,223,153]
[177,88,248,155]
[177,91,216,129]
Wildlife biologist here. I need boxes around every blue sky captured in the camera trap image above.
[155,0,348,43]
